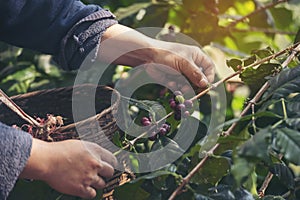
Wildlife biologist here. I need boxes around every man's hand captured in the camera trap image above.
[99,24,215,89]
[20,139,117,199]
[146,41,215,88]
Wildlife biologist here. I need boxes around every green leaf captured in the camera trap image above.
[286,94,300,117]
[286,118,300,130]
[190,156,230,185]
[243,55,257,67]
[149,137,185,170]
[270,163,295,190]
[294,28,300,44]
[231,157,256,187]
[128,99,166,122]
[114,171,180,200]
[194,193,214,200]
[226,58,242,71]
[215,111,282,132]
[113,180,150,200]
[240,63,281,93]
[273,127,300,165]
[263,66,300,100]
[114,2,152,21]
[112,131,123,148]
[238,128,272,164]
[262,196,285,200]
[251,47,274,59]
[9,180,101,200]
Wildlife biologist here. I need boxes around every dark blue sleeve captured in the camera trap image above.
[0,0,117,70]
[0,122,32,200]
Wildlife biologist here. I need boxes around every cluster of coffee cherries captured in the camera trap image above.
[141,117,171,141]
[169,91,194,121]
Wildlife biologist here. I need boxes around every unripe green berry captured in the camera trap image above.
[175,95,185,104]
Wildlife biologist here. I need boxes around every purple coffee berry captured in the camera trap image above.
[176,103,186,111]
[149,132,158,141]
[183,110,190,118]
[162,123,171,132]
[170,100,177,110]
[174,113,181,121]
[174,91,182,96]
[159,127,167,136]
[184,100,193,109]
[169,98,175,103]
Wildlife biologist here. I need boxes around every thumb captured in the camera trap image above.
[79,186,97,199]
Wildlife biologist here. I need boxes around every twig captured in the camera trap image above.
[223,82,270,136]
[258,155,283,198]
[281,43,300,67]
[116,42,300,154]
[258,172,274,198]
[190,70,243,101]
[0,89,41,128]
[168,42,300,200]
[168,143,219,199]
[227,0,288,28]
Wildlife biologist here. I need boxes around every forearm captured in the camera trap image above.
[98,24,158,66]
[99,24,215,87]
[0,122,32,199]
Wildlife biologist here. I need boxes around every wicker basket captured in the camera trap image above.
[0,84,132,199]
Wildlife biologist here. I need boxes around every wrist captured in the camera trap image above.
[99,24,158,66]
[19,138,53,182]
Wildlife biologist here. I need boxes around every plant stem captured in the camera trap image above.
[281,98,288,120]
[168,42,300,200]
[168,143,220,200]
[0,89,42,128]
[227,0,288,28]
[258,155,283,198]
[115,42,300,156]
[190,70,243,101]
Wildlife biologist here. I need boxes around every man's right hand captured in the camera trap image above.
[20,138,117,199]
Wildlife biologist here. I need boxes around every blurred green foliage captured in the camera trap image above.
[2,0,300,199]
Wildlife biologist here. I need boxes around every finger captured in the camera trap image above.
[80,186,97,199]
[91,176,106,189]
[89,143,118,167]
[98,147,118,168]
[180,61,209,88]
[203,66,215,83]
[194,51,215,83]
[98,161,115,178]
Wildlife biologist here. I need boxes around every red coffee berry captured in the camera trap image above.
[142,120,151,126]
[141,117,150,123]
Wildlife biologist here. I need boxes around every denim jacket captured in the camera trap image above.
[0,1,117,199]
[0,0,117,70]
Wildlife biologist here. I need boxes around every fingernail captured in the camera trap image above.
[199,79,208,88]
